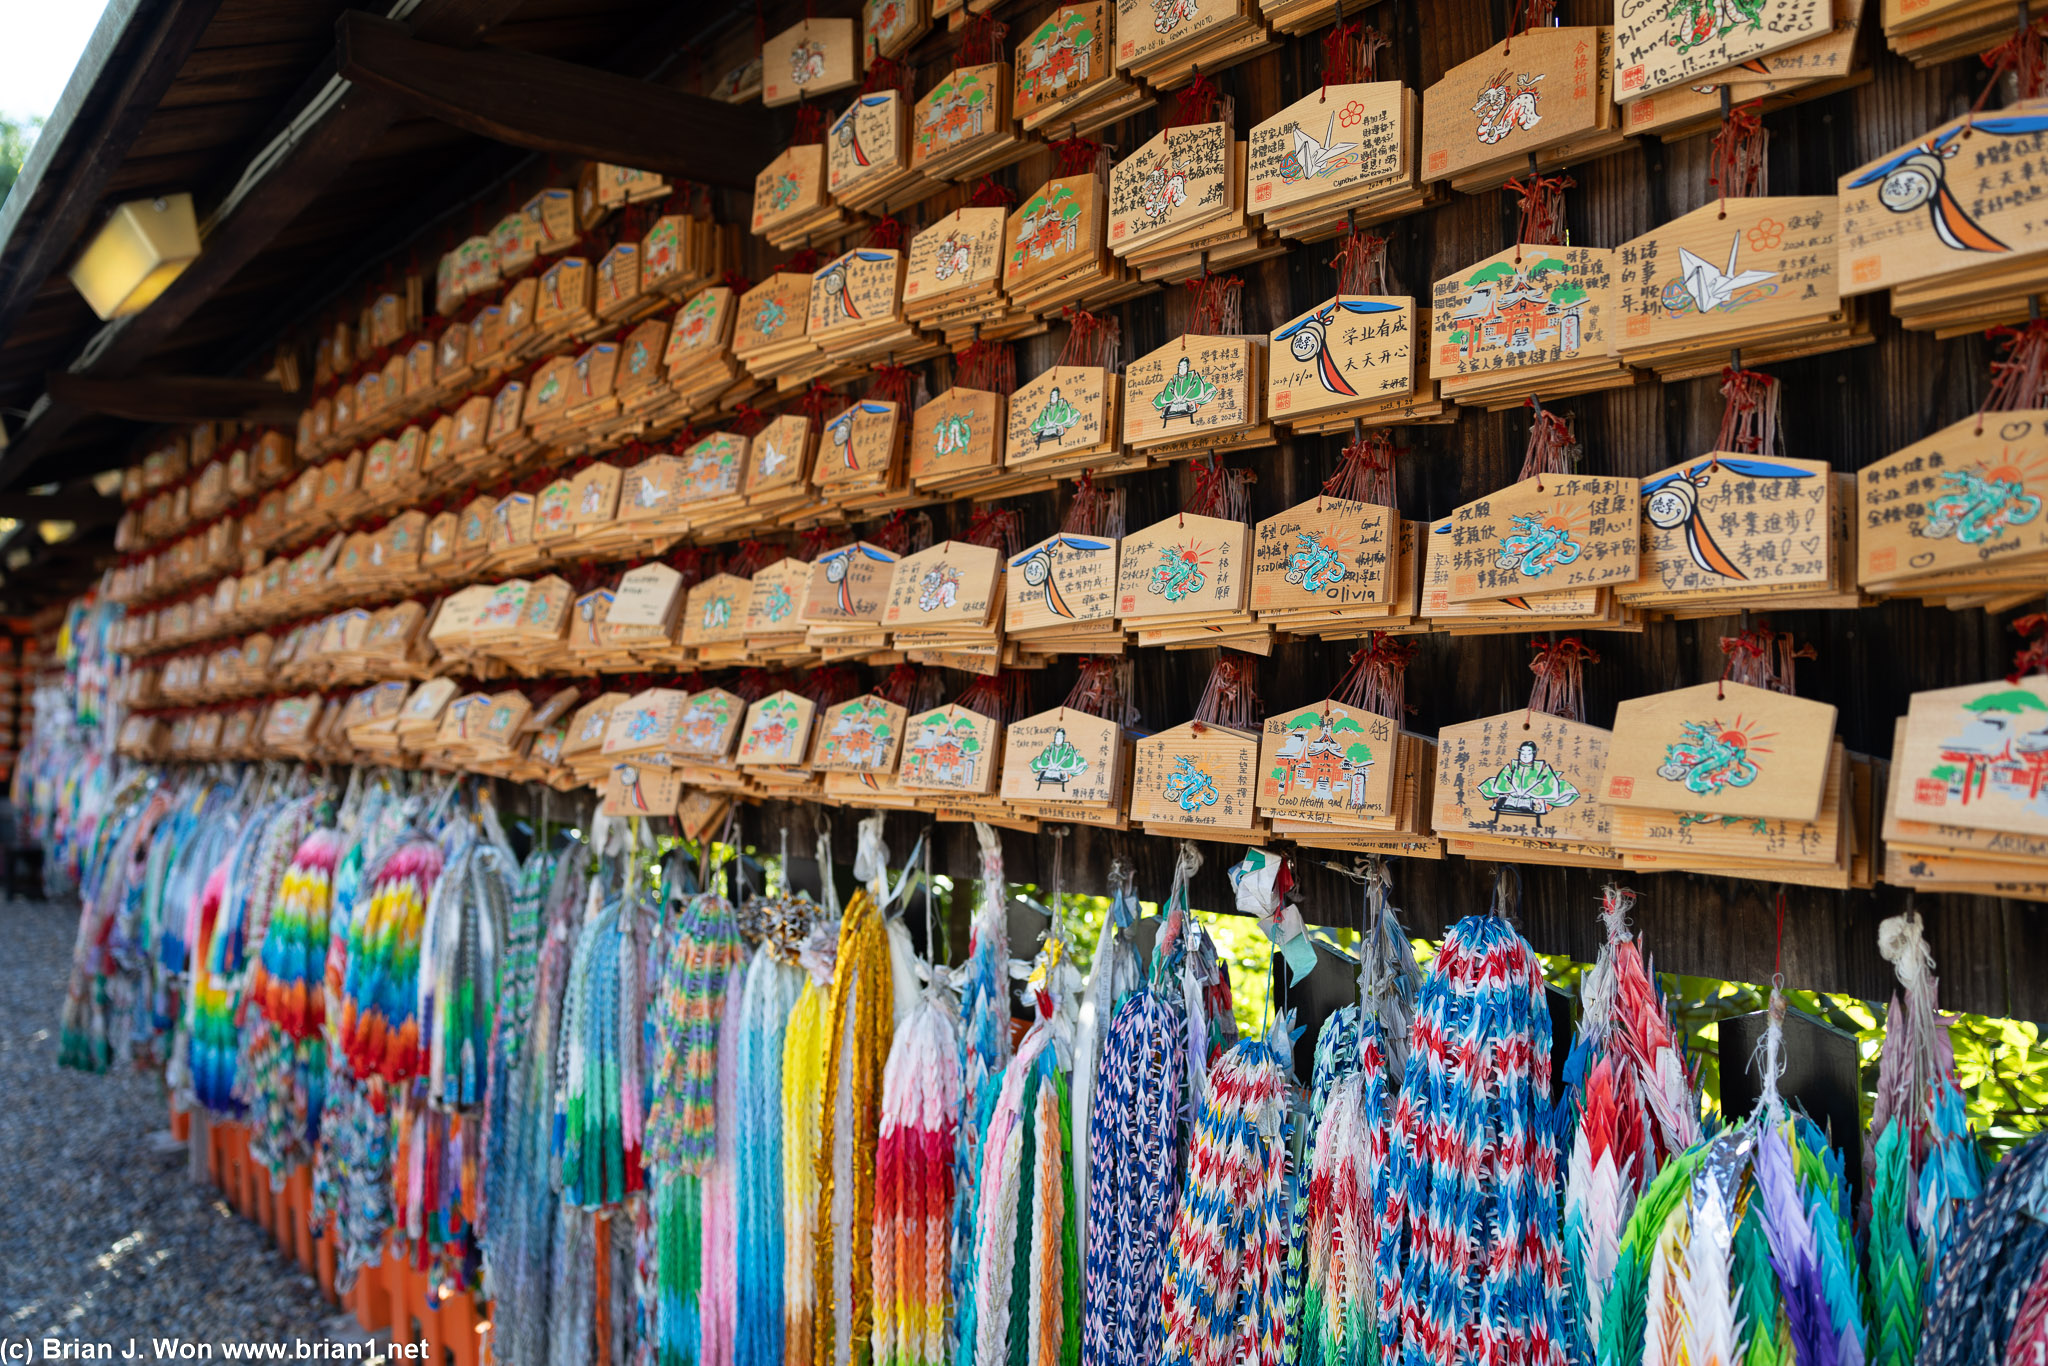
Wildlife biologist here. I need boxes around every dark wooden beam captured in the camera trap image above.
[0,490,120,523]
[0,0,227,358]
[334,12,778,188]
[0,0,531,491]
[46,372,305,425]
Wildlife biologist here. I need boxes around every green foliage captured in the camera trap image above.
[1465,260,1518,286]
[0,115,41,204]
[1345,743,1372,762]
[1552,282,1590,307]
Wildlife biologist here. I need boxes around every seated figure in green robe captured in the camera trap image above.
[1477,740,1580,831]
[1153,356,1217,422]
[1027,385,1079,447]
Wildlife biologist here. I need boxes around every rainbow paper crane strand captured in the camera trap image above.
[1158,1018,1299,1366]
[1080,895,1189,1366]
[952,820,1014,1366]
[249,825,341,1043]
[870,977,964,1366]
[339,832,446,1084]
[646,891,748,1366]
[1392,908,1566,1366]
[419,839,514,1112]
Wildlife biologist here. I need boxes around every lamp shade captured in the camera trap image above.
[68,194,200,320]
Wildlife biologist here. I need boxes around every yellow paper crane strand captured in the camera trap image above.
[783,980,829,1366]
[814,889,897,1366]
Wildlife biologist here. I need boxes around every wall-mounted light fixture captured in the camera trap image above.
[68,194,201,320]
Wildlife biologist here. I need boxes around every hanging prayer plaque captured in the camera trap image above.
[910,387,1004,485]
[1000,706,1123,806]
[1838,104,2048,296]
[1007,365,1111,462]
[1267,295,1415,421]
[829,93,909,200]
[802,542,899,625]
[1116,511,1249,620]
[1895,677,2048,838]
[1421,28,1615,184]
[1014,4,1111,123]
[1434,710,1612,845]
[1614,197,1842,365]
[1123,336,1256,447]
[1858,412,2048,590]
[1603,679,1837,820]
[897,703,1001,792]
[1247,82,1407,217]
[1446,473,1641,602]
[1613,0,1831,100]
[1256,699,1399,821]
[1249,494,1397,613]
[1624,452,1832,596]
[1131,720,1261,832]
[883,541,1002,628]
[762,18,859,106]
[737,690,817,764]
[1107,122,1231,253]
[813,695,910,774]
[1007,527,1120,632]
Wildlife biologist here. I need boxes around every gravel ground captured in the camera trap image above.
[0,895,341,1346]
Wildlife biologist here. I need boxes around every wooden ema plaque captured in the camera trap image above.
[1250,495,1397,613]
[1429,245,1616,382]
[1837,104,2048,296]
[1123,336,1256,447]
[748,415,815,496]
[1422,28,1611,182]
[1247,82,1406,216]
[1895,677,2048,838]
[865,0,927,59]
[1434,710,1612,845]
[602,689,687,760]
[898,704,1001,792]
[1115,0,1231,69]
[1008,528,1120,630]
[1613,0,1829,100]
[746,558,811,634]
[1609,742,1849,875]
[911,387,1004,484]
[603,762,683,817]
[680,574,752,648]
[1132,720,1261,832]
[673,688,745,761]
[751,145,828,238]
[829,93,908,198]
[680,432,747,504]
[905,210,1006,305]
[668,286,736,365]
[1268,295,1415,422]
[1256,700,1399,821]
[1625,453,1832,596]
[802,542,899,624]
[1857,412,2048,588]
[1007,366,1111,463]
[1614,197,1841,359]
[738,691,817,765]
[1107,121,1231,254]
[813,695,909,774]
[762,17,859,106]
[1001,706,1122,806]
[1445,474,1641,603]
[883,541,1002,627]
[1603,679,1837,821]
[806,249,906,339]
[911,65,1009,171]
[616,318,668,398]
[1116,511,1249,620]
[817,400,902,488]
[1005,175,1101,293]
[1014,4,1111,124]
